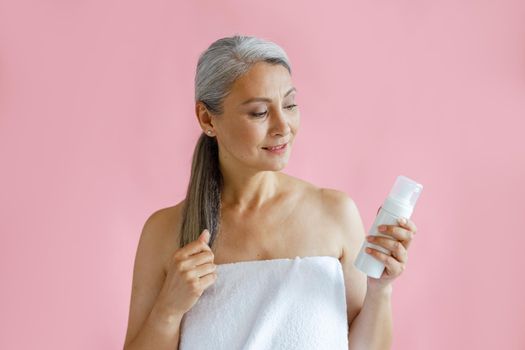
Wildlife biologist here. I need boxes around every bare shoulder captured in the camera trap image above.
[142,200,186,273]
[319,189,360,227]
[279,173,356,222]
[123,200,185,347]
[279,174,361,257]
[280,173,350,204]
[278,172,323,199]
[318,188,366,256]
[145,202,184,238]
[318,187,355,215]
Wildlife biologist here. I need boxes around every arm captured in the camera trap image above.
[124,306,185,350]
[123,208,184,350]
[347,283,393,350]
[346,199,393,350]
[350,212,418,350]
[324,190,393,350]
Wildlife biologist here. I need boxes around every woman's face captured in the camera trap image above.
[208,61,300,173]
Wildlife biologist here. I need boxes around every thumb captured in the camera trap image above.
[199,229,211,243]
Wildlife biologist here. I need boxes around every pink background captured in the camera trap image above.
[1,1,524,349]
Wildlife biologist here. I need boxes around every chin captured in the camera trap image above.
[265,159,289,171]
[249,159,286,172]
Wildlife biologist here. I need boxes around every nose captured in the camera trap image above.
[270,108,292,137]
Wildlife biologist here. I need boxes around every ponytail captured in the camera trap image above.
[179,133,222,249]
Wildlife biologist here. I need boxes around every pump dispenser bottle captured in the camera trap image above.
[354,175,423,279]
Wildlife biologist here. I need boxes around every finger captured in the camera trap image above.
[377,225,414,248]
[199,272,218,289]
[366,236,408,263]
[177,234,212,258]
[191,262,217,278]
[183,250,215,269]
[199,228,211,243]
[365,247,405,276]
[397,217,418,235]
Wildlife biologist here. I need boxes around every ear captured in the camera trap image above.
[195,101,215,133]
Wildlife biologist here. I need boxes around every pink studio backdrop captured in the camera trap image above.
[1,1,524,349]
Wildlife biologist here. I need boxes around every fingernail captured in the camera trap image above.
[398,217,407,225]
[378,225,386,231]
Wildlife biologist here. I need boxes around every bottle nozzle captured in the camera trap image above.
[389,175,423,208]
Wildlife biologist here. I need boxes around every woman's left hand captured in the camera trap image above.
[364,216,418,290]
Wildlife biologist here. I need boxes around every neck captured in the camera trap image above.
[220,166,280,213]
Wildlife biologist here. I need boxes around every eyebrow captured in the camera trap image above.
[239,87,297,106]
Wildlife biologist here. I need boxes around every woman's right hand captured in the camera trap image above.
[154,229,217,317]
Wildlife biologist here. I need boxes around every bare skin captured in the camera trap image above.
[124,61,416,349]
[209,174,344,264]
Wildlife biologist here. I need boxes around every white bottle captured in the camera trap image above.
[354,175,423,279]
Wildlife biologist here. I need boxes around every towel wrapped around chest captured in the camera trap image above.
[179,255,349,350]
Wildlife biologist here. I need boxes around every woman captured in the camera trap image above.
[123,35,418,350]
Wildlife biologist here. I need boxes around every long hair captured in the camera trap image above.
[179,34,292,249]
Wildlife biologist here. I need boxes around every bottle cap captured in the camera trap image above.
[388,175,423,208]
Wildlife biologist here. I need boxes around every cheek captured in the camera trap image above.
[293,114,300,129]
[224,122,265,151]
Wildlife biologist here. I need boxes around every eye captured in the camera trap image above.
[251,111,267,118]
[250,104,298,118]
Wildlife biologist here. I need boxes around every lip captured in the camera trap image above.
[263,142,288,149]
[263,142,288,154]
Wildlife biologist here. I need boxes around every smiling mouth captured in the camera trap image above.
[262,143,287,150]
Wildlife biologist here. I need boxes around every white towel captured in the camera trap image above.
[179,255,349,350]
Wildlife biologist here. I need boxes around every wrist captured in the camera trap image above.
[148,303,185,332]
[366,281,393,298]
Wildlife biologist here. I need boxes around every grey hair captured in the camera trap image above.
[195,35,292,115]
[179,34,292,250]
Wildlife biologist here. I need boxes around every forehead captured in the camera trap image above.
[229,62,293,99]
